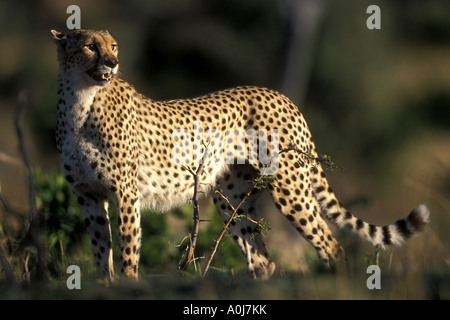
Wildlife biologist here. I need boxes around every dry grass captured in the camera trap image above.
[1,265,449,300]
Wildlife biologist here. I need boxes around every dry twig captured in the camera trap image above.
[178,144,210,271]
[14,89,48,281]
[202,174,265,278]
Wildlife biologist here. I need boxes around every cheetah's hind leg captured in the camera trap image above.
[268,152,344,269]
[213,165,276,280]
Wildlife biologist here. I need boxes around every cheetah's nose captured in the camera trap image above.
[105,58,119,68]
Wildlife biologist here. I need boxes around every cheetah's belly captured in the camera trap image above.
[136,160,229,212]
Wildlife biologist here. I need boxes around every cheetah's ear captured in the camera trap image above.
[50,30,68,53]
[50,30,67,42]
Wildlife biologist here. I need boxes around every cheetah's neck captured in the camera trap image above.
[57,68,101,134]
[55,67,106,154]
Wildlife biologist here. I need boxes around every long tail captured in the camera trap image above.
[310,166,430,248]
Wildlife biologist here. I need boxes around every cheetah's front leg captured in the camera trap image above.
[75,189,114,279]
[116,183,142,279]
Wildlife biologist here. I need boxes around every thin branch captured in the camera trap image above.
[14,90,36,222]
[202,174,265,278]
[215,189,265,229]
[179,143,210,271]
[14,89,47,282]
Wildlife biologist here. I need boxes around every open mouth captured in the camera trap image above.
[86,69,112,84]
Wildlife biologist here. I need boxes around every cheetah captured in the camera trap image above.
[51,29,429,280]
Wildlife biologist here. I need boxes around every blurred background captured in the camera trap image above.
[0,0,449,295]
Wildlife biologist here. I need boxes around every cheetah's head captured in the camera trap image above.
[51,29,119,87]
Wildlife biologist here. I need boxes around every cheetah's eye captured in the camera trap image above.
[86,44,96,52]
[111,44,118,52]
